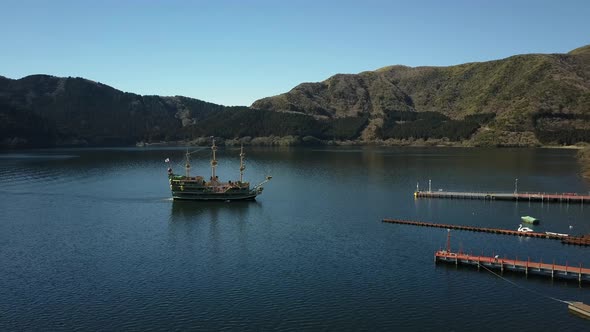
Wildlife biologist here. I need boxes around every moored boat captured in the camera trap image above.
[521,216,539,225]
[166,140,271,201]
[545,231,569,237]
[568,301,590,319]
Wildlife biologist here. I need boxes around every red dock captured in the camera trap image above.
[415,190,590,204]
[435,250,590,283]
[381,218,590,246]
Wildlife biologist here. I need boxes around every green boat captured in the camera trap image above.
[166,140,271,201]
[521,216,539,225]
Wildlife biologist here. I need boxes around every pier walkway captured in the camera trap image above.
[415,190,590,204]
[435,250,590,283]
[382,218,590,246]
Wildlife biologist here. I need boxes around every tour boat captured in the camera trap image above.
[166,140,271,201]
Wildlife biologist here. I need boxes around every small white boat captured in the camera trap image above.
[517,224,534,232]
[545,231,569,237]
[568,301,590,319]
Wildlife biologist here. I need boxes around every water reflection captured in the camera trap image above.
[169,200,254,222]
[167,200,265,262]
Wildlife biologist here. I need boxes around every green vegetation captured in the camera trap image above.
[184,108,368,141]
[0,75,369,147]
[1,44,589,148]
[379,112,495,141]
[578,147,590,179]
[532,112,590,145]
[252,45,590,145]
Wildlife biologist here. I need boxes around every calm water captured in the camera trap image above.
[1,147,589,331]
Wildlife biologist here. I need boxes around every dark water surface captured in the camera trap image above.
[1,147,589,330]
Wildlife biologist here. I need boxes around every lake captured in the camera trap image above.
[1,146,589,330]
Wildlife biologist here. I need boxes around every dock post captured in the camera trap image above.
[446,229,451,252]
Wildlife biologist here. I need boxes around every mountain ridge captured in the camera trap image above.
[251,45,590,144]
[1,45,589,148]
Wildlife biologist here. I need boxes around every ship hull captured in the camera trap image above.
[171,191,259,201]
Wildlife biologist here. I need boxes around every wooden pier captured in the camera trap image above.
[562,234,590,246]
[435,250,590,283]
[415,190,590,204]
[382,218,590,246]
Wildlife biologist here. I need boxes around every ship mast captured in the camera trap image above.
[185,148,191,177]
[211,139,218,180]
[239,144,245,183]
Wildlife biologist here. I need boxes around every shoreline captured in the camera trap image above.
[136,137,587,150]
[2,136,588,150]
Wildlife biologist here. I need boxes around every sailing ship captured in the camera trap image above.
[166,139,271,201]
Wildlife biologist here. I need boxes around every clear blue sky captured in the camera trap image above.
[1,0,589,106]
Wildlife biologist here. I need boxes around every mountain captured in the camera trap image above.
[0,75,227,147]
[252,45,590,145]
[2,45,589,148]
[0,75,369,148]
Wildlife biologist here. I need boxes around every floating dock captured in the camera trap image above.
[415,190,590,204]
[381,218,590,246]
[435,250,590,283]
[562,234,590,246]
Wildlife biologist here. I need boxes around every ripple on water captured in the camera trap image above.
[1,147,589,331]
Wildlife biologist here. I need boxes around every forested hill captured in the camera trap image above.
[1,75,367,148]
[2,45,590,148]
[0,75,217,147]
[252,45,590,146]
